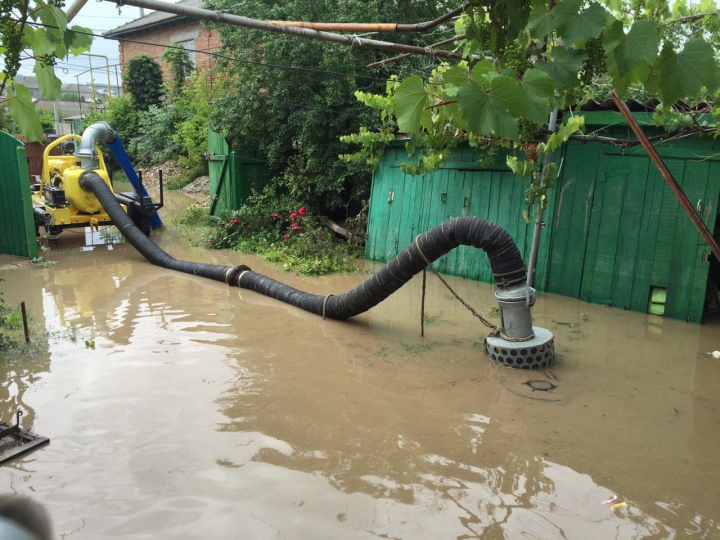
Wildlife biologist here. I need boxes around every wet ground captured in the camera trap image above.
[1,187,719,539]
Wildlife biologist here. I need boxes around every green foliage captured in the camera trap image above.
[343,0,720,210]
[0,278,14,349]
[83,95,141,161]
[177,204,209,226]
[128,102,181,165]
[59,91,80,101]
[204,192,360,275]
[0,0,92,140]
[123,55,165,111]
[160,46,194,96]
[38,110,54,132]
[205,0,454,212]
[170,74,216,185]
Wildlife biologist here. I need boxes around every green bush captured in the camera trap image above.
[124,55,165,111]
[167,74,217,186]
[204,0,453,213]
[177,204,209,226]
[128,102,182,165]
[84,95,141,161]
[0,278,14,349]
[204,193,360,275]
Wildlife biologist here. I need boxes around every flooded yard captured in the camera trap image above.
[1,189,719,538]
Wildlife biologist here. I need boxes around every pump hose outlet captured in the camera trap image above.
[80,171,528,319]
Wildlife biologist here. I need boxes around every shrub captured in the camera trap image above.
[124,55,165,111]
[204,193,360,275]
[168,73,217,187]
[83,95,141,162]
[204,0,452,214]
[128,102,182,165]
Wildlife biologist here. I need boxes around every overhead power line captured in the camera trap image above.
[24,20,391,82]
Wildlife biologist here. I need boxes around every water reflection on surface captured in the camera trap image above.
[1,193,719,538]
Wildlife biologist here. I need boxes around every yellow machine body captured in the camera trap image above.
[32,134,126,230]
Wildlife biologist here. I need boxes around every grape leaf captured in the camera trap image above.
[526,4,556,39]
[466,18,482,42]
[444,66,468,87]
[535,47,587,87]
[521,69,555,124]
[659,38,718,105]
[34,62,61,100]
[6,84,43,141]
[36,3,67,35]
[458,76,524,139]
[471,60,494,81]
[555,0,607,44]
[27,29,56,57]
[65,26,93,55]
[611,20,659,77]
[392,75,428,134]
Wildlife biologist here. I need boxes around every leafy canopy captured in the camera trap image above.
[0,0,93,140]
[124,55,165,111]
[342,0,720,208]
[205,0,456,211]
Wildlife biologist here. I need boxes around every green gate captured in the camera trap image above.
[207,127,267,217]
[0,131,38,259]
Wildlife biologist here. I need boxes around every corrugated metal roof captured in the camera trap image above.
[104,0,202,37]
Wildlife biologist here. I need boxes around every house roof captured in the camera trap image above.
[16,75,39,89]
[104,0,202,37]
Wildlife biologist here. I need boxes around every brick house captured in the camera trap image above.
[104,0,221,83]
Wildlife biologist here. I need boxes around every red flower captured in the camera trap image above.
[320,232,326,237]
[272,213,281,220]
[217,221,222,226]
[291,223,301,231]
[298,207,306,217]
[210,241,216,246]
[232,218,240,225]
[283,234,291,242]
[290,212,299,220]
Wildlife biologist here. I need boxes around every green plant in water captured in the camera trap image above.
[177,204,210,227]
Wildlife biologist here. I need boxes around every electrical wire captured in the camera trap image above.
[22,20,390,82]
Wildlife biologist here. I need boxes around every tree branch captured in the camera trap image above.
[663,9,720,25]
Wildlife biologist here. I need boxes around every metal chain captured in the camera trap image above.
[414,236,534,342]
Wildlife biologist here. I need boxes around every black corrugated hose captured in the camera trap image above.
[81,171,527,319]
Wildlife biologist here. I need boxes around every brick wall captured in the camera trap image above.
[116,20,221,85]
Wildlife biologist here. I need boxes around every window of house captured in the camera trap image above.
[176,39,196,67]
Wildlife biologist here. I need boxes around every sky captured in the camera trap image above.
[16,1,150,86]
[13,0,719,88]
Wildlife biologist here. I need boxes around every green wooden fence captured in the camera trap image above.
[0,131,38,259]
[366,143,559,289]
[207,127,267,217]
[366,114,720,323]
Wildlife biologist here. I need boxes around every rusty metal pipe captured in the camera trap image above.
[103,0,462,60]
[269,3,469,33]
[610,90,720,262]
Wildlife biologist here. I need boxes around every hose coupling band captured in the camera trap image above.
[322,294,334,320]
[226,265,252,286]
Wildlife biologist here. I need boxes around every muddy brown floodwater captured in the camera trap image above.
[1,186,719,539]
